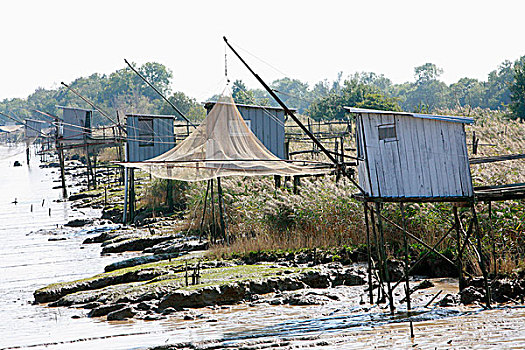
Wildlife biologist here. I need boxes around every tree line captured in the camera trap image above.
[1,56,525,126]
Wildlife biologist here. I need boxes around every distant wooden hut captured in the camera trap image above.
[205,102,287,159]
[126,113,175,162]
[57,106,93,141]
[346,108,474,200]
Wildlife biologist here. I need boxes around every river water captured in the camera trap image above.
[1,147,524,350]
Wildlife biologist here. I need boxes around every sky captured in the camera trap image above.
[1,0,524,102]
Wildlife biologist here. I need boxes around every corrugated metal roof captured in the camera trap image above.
[125,113,176,119]
[56,105,94,112]
[204,101,297,112]
[344,107,474,124]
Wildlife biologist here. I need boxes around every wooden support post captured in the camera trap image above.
[335,140,341,182]
[166,179,174,212]
[210,179,216,243]
[26,147,30,165]
[217,177,227,243]
[199,180,211,242]
[57,143,68,199]
[92,152,97,189]
[363,202,374,304]
[293,176,300,194]
[471,204,491,309]
[400,202,411,311]
[274,175,281,189]
[453,206,465,291]
[487,201,497,274]
[370,205,384,303]
[376,202,395,314]
[128,168,136,223]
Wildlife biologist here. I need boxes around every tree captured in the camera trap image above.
[484,60,514,110]
[414,63,443,84]
[232,80,256,105]
[159,91,206,121]
[509,57,525,120]
[307,78,400,120]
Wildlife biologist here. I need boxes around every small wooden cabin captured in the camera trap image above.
[126,113,175,162]
[346,108,474,200]
[205,102,287,159]
[57,106,93,141]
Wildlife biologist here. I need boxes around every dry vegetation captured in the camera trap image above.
[134,109,523,275]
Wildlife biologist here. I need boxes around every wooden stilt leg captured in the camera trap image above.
[453,206,465,291]
[471,204,491,309]
[364,202,374,304]
[376,202,395,314]
[400,202,411,312]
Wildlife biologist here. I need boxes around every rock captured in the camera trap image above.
[299,270,331,288]
[144,240,209,255]
[88,303,127,318]
[14,161,22,167]
[82,302,102,309]
[48,237,67,241]
[107,307,136,321]
[65,218,93,227]
[386,260,404,282]
[438,294,458,307]
[68,193,98,201]
[104,254,178,272]
[101,235,178,254]
[161,307,179,315]
[415,279,434,290]
[83,231,120,244]
[143,314,166,321]
[101,208,122,223]
[460,286,484,305]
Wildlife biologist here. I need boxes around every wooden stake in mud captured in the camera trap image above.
[471,204,491,309]
[57,142,67,199]
[400,202,411,311]
[453,205,465,291]
[363,202,374,304]
[376,202,395,314]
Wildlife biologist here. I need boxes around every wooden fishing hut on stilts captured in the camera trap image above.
[123,113,177,223]
[345,107,497,315]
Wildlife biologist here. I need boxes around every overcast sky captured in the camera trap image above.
[1,0,524,102]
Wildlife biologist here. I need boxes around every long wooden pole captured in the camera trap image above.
[223,36,365,195]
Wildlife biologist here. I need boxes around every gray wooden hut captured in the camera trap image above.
[346,108,474,200]
[205,102,287,159]
[126,113,175,162]
[57,106,93,141]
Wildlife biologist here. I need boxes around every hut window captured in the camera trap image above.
[138,118,154,147]
[378,124,397,141]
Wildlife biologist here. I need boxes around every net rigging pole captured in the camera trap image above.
[223,36,364,194]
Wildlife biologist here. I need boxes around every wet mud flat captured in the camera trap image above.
[31,223,525,349]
